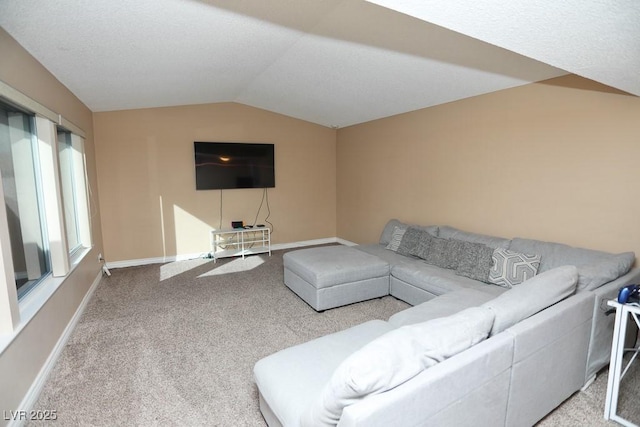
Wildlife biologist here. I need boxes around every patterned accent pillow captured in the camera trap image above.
[489,248,541,288]
[385,226,407,252]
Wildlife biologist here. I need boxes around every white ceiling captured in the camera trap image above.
[367,0,640,98]
[0,0,636,128]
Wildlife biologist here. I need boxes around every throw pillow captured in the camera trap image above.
[482,265,578,335]
[300,307,495,426]
[441,238,469,270]
[409,229,434,259]
[488,248,541,288]
[422,236,452,268]
[396,227,422,257]
[438,225,511,249]
[379,219,408,245]
[456,243,494,282]
[385,226,406,252]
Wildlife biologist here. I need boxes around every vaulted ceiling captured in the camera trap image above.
[0,0,637,128]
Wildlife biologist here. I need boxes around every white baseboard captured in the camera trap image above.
[106,253,206,269]
[336,238,357,246]
[270,237,339,251]
[8,271,102,427]
[107,237,358,269]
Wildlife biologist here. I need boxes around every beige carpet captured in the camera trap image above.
[28,247,639,426]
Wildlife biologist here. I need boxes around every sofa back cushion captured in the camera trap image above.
[439,226,510,249]
[509,238,635,291]
[380,219,408,246]
[379,219,438,246]
[300,307,495,427]
[482,265,578,336]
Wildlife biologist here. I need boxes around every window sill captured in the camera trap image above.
[0,246,92,356]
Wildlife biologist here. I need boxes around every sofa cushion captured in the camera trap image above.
[578,254,635,291]
[300,307,495,426]
[283,246,389,289]
[255,320,395,427]
[509,238,635,291]
[488,248,541,288]
[455,242,494,282]
[389,288,496,327]
[391,261,506,297]
[482,265,578,336]
[385,226,406,251]
[354,244,414,267]
[379,219,438,246]
[438,226,510,249]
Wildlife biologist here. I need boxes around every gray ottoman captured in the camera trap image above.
[283,246,390,311]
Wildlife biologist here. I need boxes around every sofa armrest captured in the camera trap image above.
[506,291,594,363]
[585,267,640,380]
[338,333,513,427]
[503,291,594,426]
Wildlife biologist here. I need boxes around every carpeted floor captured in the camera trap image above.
[29,247,639,426]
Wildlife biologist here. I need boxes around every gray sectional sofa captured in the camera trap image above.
[255,220,640,426]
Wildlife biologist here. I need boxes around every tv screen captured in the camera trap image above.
[194,142,275,190]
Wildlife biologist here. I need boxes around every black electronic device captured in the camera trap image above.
[256,224,265,228]
[194,142,275,190]
[231,221,244,229]
[618,284,640,304]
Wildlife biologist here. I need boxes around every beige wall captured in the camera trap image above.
[0,28,104,422]
[337,75,640,256]
[94,104,336,262]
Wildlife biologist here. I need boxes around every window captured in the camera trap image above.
[57,130,81,255]
[0,102,51,298]
[0,82,92,336]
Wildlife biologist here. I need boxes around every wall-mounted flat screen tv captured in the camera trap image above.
[194,142,275,190]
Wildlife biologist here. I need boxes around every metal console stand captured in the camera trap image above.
[604,300,640,427]
[209,227,271,262]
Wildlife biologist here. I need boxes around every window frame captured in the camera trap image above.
[57,129,83,256]
[0,81,93,342]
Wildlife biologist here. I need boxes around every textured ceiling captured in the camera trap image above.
[367,0,640,98]
[1,0,631,128]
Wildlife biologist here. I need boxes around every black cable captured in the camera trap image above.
[214,189,232,252]
[252,188,266,227]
